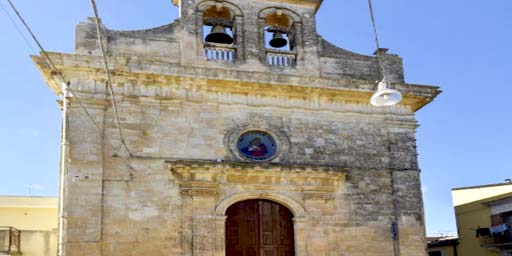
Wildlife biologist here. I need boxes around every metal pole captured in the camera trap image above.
[392,221,399,256]
[8,227,12,254]
[58,81,70,256]
[390,171,400,256]
[17,229,20,253]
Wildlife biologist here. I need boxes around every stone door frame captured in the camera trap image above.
[168,160,346,256]
[215,192,308,256]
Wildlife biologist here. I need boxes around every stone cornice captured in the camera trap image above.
[167,159,349,175]
[33,53,440,112]
[168,159,346,200]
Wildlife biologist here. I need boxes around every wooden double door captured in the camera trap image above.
[226,200,295,256]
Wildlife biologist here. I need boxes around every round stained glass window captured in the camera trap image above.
[236,131,277,161]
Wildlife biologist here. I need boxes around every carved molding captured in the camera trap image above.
[169,160,346,215]
[169,160,347,183]
[33,53,439,113]
[302,192,335,201]
[180,182,220,198]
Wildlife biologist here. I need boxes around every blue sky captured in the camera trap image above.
[1,0,511,236]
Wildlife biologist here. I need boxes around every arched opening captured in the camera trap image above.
[259,9,299,67]
[264,12,293,51]
[225,199,295,256]
[201,3,237,62]
[203,5,234,45]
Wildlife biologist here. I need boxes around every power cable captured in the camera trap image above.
[5,0,60,69]
[5,0,135,168]
[367,4,400,252]
[5,0,106,135]
[89,0,133,158]
[367,0,402,107]
[0,1,36,54]
[367,0,386,79]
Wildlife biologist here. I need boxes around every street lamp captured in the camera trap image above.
[370,77,403,107]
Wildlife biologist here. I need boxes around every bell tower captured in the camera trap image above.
[174,0,322,71]
[34,0,440,256]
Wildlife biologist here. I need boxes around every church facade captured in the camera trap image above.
[34,0,440,255]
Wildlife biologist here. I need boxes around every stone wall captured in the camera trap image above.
[55,79,427,255]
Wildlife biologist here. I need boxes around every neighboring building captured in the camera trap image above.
[33,0,440,255]
[0,196,58,256]
[427,236,459,256]
[452,182,512,256]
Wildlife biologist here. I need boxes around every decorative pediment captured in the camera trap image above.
[168,160,347,199]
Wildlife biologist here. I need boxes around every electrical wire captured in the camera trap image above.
[367,5,401,254]
[5,0,135,168]
[367,0,386,79]
[5,0,106,135]
[6,0,60,71]
[89,0,133,158]
[0,1,36,54]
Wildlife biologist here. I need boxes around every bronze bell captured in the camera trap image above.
[269,31,288,48]
[205,25,233,44]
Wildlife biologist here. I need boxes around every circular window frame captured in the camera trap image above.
[225,126,290,163]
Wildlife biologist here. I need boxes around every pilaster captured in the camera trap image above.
[62,94,106,255]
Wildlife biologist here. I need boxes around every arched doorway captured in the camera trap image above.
[226,199,295,256]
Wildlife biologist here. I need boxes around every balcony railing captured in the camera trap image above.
[0,227,21,254]
[479,231,512,248]
[266,49,296,67]
[204,42,236,62]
